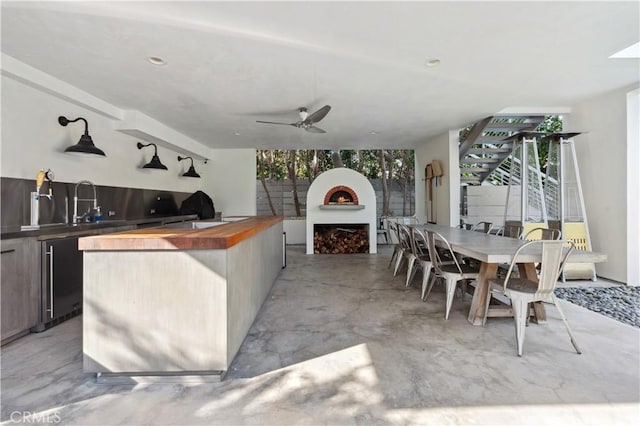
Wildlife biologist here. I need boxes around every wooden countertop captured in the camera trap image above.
[78,216,283,251]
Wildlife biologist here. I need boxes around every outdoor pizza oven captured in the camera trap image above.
[306,168,376,254]
[324,186,358,205]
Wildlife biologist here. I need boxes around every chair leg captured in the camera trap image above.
[393,253,405,276]
[424,273,438,301]
[444,278,457,320]
[420,265,432,300]
[388,247,400,269]
[552,294,582,354]
[511,297,529,356]
[457,281,468,299]
[405,257,417,287]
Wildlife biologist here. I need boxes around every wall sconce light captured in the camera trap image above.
[58,116,106,157]
[177,156,201,178]
[136,142,167,170]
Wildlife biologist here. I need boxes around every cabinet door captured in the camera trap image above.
[1,238,39,344]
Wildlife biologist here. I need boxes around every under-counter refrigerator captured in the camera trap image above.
[33,236,83,331]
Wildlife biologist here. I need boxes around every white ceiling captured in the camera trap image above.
[2,1,638,150]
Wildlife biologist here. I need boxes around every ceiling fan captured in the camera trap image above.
[256,105,331,133]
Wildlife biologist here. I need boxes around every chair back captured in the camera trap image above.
[388,221,400,244]
[523,227,562,241]
[397,224,412,252]
[410,226,429,260]
[503,240,575,298]
[472,221,493,233]
[425,230,464,275]
[502,224,524,239]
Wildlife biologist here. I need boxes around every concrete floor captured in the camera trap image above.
[1,246,639,425]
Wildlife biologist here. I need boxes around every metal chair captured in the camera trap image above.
[496,224,524,239]
[387,221,402,270]
[406,227,433,296]
[377,217,390,244]
[392,224,413,277]
[471,221,493,234]
[523,227,562,241]
[485,240,579,356]
[424,230,480,319]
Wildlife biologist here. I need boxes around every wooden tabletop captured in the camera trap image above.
[78,216,283,251]
[413,224,607,264]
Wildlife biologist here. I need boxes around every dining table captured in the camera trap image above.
[412,223,608,325]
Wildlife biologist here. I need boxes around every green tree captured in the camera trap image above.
[535,115,563,173]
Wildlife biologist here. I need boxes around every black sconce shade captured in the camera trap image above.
[137,142,168,170]
[177,156,201,178]
[59,116,106,157]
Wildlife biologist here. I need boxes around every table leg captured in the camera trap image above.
[518,263,547,324]
[468,262,497,325]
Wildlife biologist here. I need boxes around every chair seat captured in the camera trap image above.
[441,263,479,275]
[488,277,538,294]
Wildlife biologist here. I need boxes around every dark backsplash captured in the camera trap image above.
[1,177,194,227]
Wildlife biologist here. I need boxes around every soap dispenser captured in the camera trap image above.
[93,206,103,222]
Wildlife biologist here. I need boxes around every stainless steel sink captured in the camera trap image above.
[163,221,227,230]
[221,216,249,222]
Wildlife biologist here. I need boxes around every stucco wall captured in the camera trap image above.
[1,60,257,217]
[565,83,639,283]
[415,130,460,227]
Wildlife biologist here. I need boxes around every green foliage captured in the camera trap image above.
[535,115,564,173]
[256,149,415,182]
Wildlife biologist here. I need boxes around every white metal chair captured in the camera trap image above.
[406,227,433,296]
[523,227,562,241]
[387,221,402,270]
[496,224,524,239]
[485,240,579,356]
[377,216,390,244]
[471,221,493,234]
[392,224,413,277]
[424,231,480,319]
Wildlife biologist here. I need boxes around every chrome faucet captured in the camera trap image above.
[73,180,98,223]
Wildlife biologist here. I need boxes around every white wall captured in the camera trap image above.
[1,59,258,217]
[283,219,306,244]
[626,88,639,286]
[415,130,460,227]
[204,149,257,217]
[465,185,513,227]
[1,75,202,193]
[565,83,639,283]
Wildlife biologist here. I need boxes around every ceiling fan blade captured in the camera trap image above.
[256,120,298,127]
[305,126,326,134]
[305,105,331,124]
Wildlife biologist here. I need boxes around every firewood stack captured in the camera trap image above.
[314,228,369,254]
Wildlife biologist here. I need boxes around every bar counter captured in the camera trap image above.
[79,216,284,382]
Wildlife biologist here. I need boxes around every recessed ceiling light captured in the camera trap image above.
[370,131,378,135]
[234,132,241,136]
[148,56,166,66]
[425,58,441,67]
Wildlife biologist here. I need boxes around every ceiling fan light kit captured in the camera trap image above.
[256,105,331,133]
